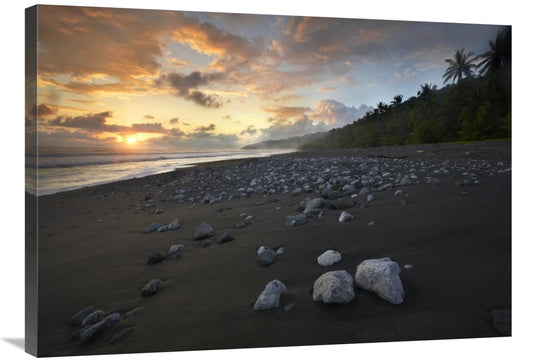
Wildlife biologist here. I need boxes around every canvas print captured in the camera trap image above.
[25,5,511,357]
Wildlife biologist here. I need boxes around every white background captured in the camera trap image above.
[1,0,529,361]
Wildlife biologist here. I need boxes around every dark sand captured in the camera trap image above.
[32,141,511,357]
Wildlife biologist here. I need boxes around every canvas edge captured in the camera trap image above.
[25,4,38,357]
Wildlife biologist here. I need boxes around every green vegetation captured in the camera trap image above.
[301,28,511,150]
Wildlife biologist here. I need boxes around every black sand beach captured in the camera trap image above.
[31,141,511,357]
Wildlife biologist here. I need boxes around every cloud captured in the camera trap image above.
[27,103,58,119]
[240,125,257,136]
[143,114,155,119]
[159,71,224,108]
[131,123,167,133]
[169,117,180,124]
[195,123,216,132]
[48,111,127,133]
[142,129,239,150]
[260,115,329,140]
[312,100,373,126]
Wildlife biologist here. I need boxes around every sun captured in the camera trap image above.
[126,136,137,144]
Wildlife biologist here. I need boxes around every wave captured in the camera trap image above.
[25,151,253,169]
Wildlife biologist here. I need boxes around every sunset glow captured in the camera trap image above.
[26,5,506,151]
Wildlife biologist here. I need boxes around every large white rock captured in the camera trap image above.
[354,257,405,305]
[312,270,355,304]
[317,250,342,266]
[253,280,287,310]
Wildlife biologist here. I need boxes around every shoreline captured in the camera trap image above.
[31,140,511,356]
[32,140,510,199]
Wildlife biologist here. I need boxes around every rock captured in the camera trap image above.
[257,246,266,256]
[144,222,164,233]
[378,183,393,191]
[110,327,135,344]
[367,221,375,226]
[168,244,184,255]
[394,190,403,197]
[307,198,324,209]
[253,280,287,310]
[164,218,181,231]
[200,240,213,248]
[193,223,215,240]
[354,257,405,305]
[359,186,370,195]
[317,250,342,266]
[285,214,308,227]
[155,208,164,214]
[312,270,355,304]
[338,211,354,223]
[244,215,254,223]
[141,279,162,296]
[276,247,284,256]
[147,251,165,265]
[327,190,342,200]
[81,310,105,327]
[70,306,97,326]
[399,175,411,185]
[366,194,375,202]
[234,221,247,229]
[122,307,142,320]
[335,198,354,209]
[217,233,234,244]
[80,313,121,343]
[258,248,277,266]
[292,187,303,196]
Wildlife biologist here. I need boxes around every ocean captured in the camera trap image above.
[25,148,292,196]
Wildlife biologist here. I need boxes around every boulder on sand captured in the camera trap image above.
[253,280,287,310]
[354,257,405,305]
[312,270,355,304]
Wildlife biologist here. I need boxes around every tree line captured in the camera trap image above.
[301,28,511,150]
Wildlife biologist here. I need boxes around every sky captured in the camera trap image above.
[26,5,507,151]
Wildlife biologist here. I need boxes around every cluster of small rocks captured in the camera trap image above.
[69,306,140,345]
[138,154,510,208]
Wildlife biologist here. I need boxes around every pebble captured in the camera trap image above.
[258,248,277,266]
[70,306,97,326]
[338,211,354,223]
[317,250,342,266]
[147,251,165,265]
[141,279,162,296]
[285,214,308,227]
[80,313,121,343]
[217,233,234,244]
[144,222,164,233]
[193,223,215,240]
[81,310,105,327]
[110,327,135,344]
[122,307,142,320]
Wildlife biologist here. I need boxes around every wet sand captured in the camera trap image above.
[31,141,511,357]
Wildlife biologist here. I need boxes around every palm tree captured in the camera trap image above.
[391,94,403,106]
[476,28,511,76]
[376,101,388,114]
[417,83,437,112]
[442,49,477,84]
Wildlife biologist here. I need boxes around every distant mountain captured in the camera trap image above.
[242,132,328,150]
